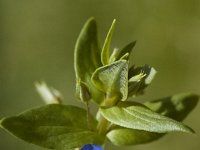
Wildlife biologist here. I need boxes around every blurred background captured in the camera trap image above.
[0,0,200,150]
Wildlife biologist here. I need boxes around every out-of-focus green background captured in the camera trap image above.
[0,0,200,150]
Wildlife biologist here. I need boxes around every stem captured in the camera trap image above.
[97,115,109,135]
[86,101,92,130]
[97,93,119,135]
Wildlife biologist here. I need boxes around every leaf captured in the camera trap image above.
[74,18,101,80]
[0,104,104,149]
[128,65,156,97]
[109,48,119,63]
[100,102,194,133]
[106,93,198,146]
[101,19,116,65]
[116,41,136,61]
[109,41,136,63]
[107,127,161,146]
[92,60,128,106]
[144,93,199,121]
[120,53,129,60]
[74,17,104,104]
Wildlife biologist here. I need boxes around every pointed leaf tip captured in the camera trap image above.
[74,17,101,79]
[101,19,116,65]
[100,102,194,134]
[74,17,104,104]
[145,93,199,123]
[115,41,137,61]
[0,104,104,149]
[107,94,198,146]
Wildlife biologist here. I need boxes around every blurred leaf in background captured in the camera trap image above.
[0,0,200,150]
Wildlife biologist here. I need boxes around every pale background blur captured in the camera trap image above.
[0,0,200,150]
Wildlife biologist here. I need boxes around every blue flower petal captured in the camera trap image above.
[81,144,103,150]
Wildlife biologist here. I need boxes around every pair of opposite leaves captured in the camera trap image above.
[1,93,198,149]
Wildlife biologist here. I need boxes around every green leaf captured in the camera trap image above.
[107,127,161,146]
[0,104,104,149]
[106,93,198,146]
[74,18,101,80]
[120,53,129,60]
[116,41,136,61]
[109,48,119,63]
[100,102,194,133]
[144,93,199,121]
[74,17,104,104]
[109,41,136,63]
[92,60,128,106]
[101,19,116,65]
[128,65,156,97]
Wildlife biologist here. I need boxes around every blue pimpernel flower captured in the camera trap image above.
[81,144,103,150]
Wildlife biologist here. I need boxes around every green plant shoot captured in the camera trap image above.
[0,18,199,150]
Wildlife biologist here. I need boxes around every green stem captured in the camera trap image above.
[97,94,119,135]
[97,115,109,135]
[86,101,93,130]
